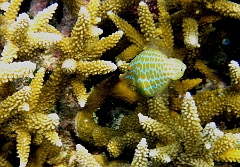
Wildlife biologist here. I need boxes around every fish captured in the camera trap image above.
[120,48,186,97]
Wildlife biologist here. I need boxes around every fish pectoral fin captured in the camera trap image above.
[120,71,137,87]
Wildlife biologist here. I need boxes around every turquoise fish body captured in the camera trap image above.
[121,48,186,97]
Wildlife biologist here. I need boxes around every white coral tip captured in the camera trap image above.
[56,138,62,147]
[79,6,90,20]
[107,11,113,15]
[138,113,147,122]
[24,86,31,92]
[51,3,58,8]
[139,138,147,145]
[117,60,124,67]
[76,144,85,151]
[185,92,191,98]
[164,155,171,163]
[106,61,117,71]
[19,162,27,167]
[62,59,77,74]
[0,2,10,11]
[48,113,59,121]
[139,1,147,6]
[117,30,124,35]
[79,100,86,108]
[230,60,239,67]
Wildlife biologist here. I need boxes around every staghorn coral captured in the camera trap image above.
[0,2,62,63]
[131,138,149,167]
[107,0,174,63]
[0,0,123,166]
[75,0,240,166]
[137,91,240,166]
[74,60,240,166]
[0,61,35,85]
[1,0,240,166]
[0,62,63,167]
[182,17,200,49]
[109,1,186,97]
[74,0,240,166]
[74,59,240,165]
[57,0,124,109]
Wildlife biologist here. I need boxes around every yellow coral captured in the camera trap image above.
[107,11,145,50]
[28,3,60,32]
[107,137,124,158]
[119,114,142,133]
[201,123,220,149]
[117,60,130,73]
[138,113,176,144]
[138,1,158,43]
[28,67,45,111]
[198,15,222,25]
[0,66,63,166]
[18,112,62,146]
[149,142,181,164]
[207,0,240,19]
[109,0,175,63]
[69,6,94,54]
[26,141,60,167]
[0,41,19,63]
[7,13,30,44]
[156,0,174,54]
[75,144,101,167]
[77,60,117,77]
[71,78,89,107]
[111,79,139,104]
[0,156,12,167]
[170,78,203,112]
[131,138,149,167]
[1,3,62,62]
[211,133,239,158]
[194,60,217,84]
[0,86,31,123]
[82,75,117,113]
[115,44,142,62]
[174,78,202,95]
[121,131,143,150]
[90,30,124,58]
[182,18,200,49]
[33,66,67,114]
[86,0,100,25]
[2,0,240,167]
[16,129,31,167]
[0,61,35,84]
[2,0,23,23]
[217,148,240,162]
[93,127,117,147]
[229,60,240,85]
[59,2,123,61]
[75,111,98,143]
[181,92,203,154]
[57,1,123,82]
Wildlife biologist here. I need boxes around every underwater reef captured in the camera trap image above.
[0,0,240,166]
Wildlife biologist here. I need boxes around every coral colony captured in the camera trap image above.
[0,0,240,166]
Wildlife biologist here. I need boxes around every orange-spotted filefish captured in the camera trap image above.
[120,48,186,97]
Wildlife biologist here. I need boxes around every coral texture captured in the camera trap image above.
[0,0,240,166]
